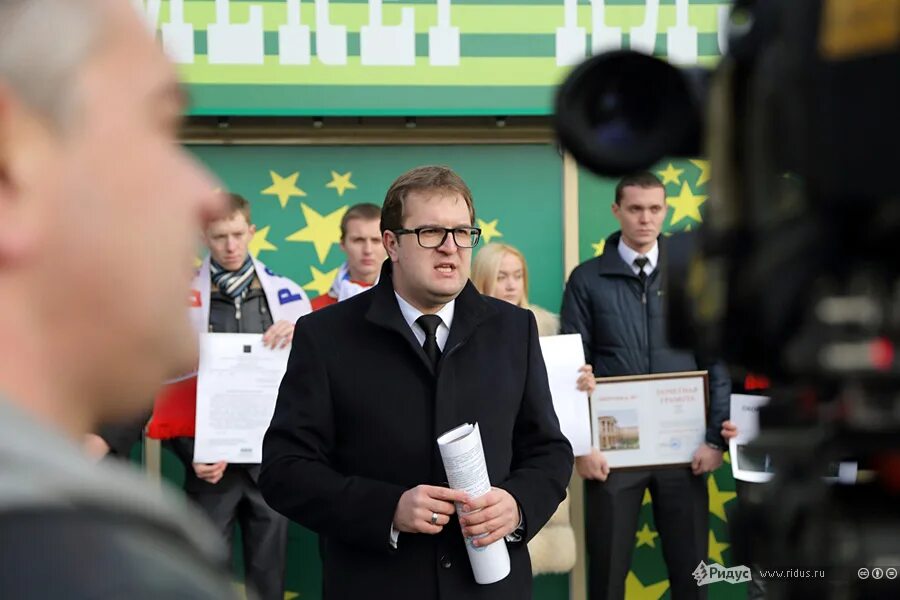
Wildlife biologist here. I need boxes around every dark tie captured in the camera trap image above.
[634,256,649,282]
[416,314,443,369]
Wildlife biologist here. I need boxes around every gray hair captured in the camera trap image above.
[0,0,104,128]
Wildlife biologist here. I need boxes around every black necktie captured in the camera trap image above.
[416,314,443,369]
[634,256,649,283]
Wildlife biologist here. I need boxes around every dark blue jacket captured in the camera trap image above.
[561,231,730,448]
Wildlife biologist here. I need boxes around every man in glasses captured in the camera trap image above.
[261,165,573,599]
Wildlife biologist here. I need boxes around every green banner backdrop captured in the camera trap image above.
[135,0,731,115]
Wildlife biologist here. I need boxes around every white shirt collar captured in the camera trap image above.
[394,292,455,351]
[618,238,659,276]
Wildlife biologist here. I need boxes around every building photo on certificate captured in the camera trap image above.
[595,410,640,452]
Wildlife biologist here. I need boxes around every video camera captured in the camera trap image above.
[554,0,900,597]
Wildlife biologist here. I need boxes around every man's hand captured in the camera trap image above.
[393,485,469,535]
[691,444,724,475]
[193,461,227,484]
[83,434,111,461]
[576,364,596,394]
[263,320,294,350]
[721,420,739,441]
[576,448,610,481]
[459,488,520,548]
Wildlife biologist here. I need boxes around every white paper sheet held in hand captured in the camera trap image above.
[539,334,592,456]
[729,394,774,483]
[437,423,510,585]
[194,333,290,464]
[729,394,857,484]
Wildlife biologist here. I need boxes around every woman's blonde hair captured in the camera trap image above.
[471,243,529,307]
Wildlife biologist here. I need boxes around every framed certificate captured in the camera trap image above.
[590,371,709,469]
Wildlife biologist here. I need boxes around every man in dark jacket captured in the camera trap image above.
[561,172,730,600]
[261,165,574,600]
[167,193,311,600]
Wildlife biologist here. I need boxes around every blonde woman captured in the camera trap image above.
[472,243,583,575]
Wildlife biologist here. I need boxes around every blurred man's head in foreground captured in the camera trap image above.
[0,0,222,433]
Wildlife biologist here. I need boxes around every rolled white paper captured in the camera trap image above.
[437,422,511,584]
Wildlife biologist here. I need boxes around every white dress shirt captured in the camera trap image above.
[394,292,455,352]
[617,238,659,277]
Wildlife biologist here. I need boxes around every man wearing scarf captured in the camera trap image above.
[311,203,386,310]
[168,193,311,600]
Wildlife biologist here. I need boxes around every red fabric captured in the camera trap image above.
[743,373,771,391]
[146,375,197,439]
[311,293,339,311]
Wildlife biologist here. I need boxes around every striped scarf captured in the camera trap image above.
[210,256,255,299]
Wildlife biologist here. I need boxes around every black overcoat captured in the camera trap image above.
[261,264,573,599]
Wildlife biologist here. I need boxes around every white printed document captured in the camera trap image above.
[193,333,289,463]
[539,334,593,456]
[437,423,510,585]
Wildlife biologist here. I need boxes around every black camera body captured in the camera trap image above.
[555,0,900,596]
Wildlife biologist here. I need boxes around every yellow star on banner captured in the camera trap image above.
[477,218,503,244]
[667,182,707,226]
[248,225,277,258]
[690,159,711,187]
[286,203,349,263]
[592,238,606,257]
[643,489,652,506]
[326,171,357,197]
[285,593,299,600]
[708,475,737,521]
[635,523,660,548]
[657,163,684,185]
[723,450,731,464]
[303,266,340,296]
[709,530,730,565]
[262,170,306,209]
[625,571,670,600]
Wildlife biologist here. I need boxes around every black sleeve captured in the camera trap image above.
[700,359,731,448]
[560,268,594,364]
[96,408,152,457]
[498,311,575,542]
[0,510,238,600]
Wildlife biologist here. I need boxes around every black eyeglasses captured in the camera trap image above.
[392,226,482,249]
